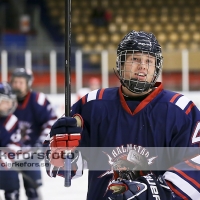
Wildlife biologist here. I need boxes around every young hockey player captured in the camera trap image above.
[10,68,57,200]
[0,82,21,200]
[46,30,200,199]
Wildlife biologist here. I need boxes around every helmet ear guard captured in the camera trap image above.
[116,30,163,94]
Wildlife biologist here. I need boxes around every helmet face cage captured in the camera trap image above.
[0,82,17,117]
[116,50,163,93]
[116,30,163,94]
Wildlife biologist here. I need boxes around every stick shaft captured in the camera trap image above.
[64,151,72,187]
[65,0,72,187]
[65,0,71,116]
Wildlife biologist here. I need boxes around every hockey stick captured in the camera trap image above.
[64,0,72,187]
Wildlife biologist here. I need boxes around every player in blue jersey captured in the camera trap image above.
[0,82,22,200]
[45,30,200,200]
[10,68,58,200]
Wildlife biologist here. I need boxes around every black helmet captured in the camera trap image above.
[0,82,17,116]
[11,68,33,88]
[116,30,163,94]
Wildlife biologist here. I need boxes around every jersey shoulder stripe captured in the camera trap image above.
[169,93,182,103]
[4,114,18,132]
[175,95,191,110]
[81,88,118,105]
[168,91,195,115]
[36,92,46,106]
[81,89,103,105]
[87,89,99,102]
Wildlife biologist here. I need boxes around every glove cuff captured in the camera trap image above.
[73,114,83,128]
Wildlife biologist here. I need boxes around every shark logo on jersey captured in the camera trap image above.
[98,144,158,197]
[99,144,157,178]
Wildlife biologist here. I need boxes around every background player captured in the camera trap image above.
[0,82,21,200]
[46,30,200,199]
[10,68,58,200]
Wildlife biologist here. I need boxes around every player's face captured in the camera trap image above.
[0,98,13,116]
[123,52,156,83]
[11,77,28,98]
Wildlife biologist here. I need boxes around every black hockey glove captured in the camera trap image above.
[108,174,174,200]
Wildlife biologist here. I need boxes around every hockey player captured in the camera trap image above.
[10,68,57,200]
[46,30,200,199]
[0,82,21,200]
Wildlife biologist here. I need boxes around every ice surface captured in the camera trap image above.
[0,166,88,200]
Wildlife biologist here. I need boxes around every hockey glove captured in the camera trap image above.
[108,174,174,200]
[49,114,83,167]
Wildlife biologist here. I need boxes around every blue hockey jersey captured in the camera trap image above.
[0,114,22,167]
[14,91,57,147]
[50,83,200,200]
[0,114,20,147]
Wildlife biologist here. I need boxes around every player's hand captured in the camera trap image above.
[49,114,83,167]
[108,174,174,200]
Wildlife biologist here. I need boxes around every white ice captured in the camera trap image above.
[0,166,88,200]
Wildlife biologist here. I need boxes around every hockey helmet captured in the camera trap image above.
[0,82,17,116]
[10,68,33,88]
[116,30,163,93]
